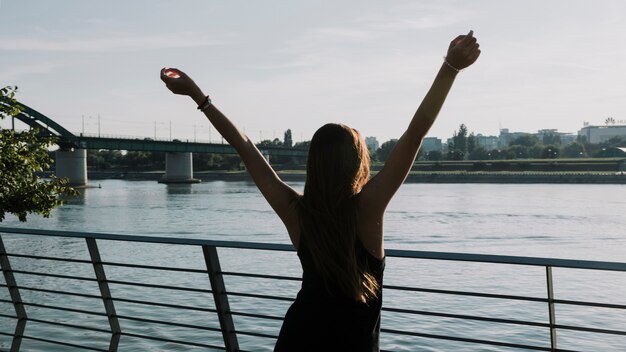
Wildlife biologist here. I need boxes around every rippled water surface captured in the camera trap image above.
[1,181,625,351]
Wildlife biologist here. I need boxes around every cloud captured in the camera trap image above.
[0,62,58,82]
[356,2,473,31]
[0,32,222,52]
[268,2,472,70]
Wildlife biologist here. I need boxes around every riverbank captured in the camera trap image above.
[86,170,626,184]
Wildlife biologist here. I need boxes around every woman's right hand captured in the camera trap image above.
[160,68,202,98]
[445,30,481,70]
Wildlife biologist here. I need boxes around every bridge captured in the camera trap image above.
[0,99,308,186]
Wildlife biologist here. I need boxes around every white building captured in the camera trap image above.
[421,137,442,152]
[476,134,499,150]
[578,124,626,144]
[365,136,379,151]
[498,128,530,147]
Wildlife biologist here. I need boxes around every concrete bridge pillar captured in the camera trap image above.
[55,148,88,186]
[160,152,200,184]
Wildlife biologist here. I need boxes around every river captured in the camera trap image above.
[1,181,625,351]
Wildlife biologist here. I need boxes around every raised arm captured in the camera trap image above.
[160,69,300,239]
[361,31,481,213]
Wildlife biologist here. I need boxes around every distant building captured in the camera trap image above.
[365,136,379,151]
[578,124,626,144]
[475,134,499,150]
[498,129,529,147]
[535,129,576,145]
[560,134,577,145]
[420,137,442,152]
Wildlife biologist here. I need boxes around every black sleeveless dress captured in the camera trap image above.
[274,241,385,352]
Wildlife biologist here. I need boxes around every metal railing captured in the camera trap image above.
[1,227,626,351]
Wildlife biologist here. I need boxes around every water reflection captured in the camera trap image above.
[166,184,193,195]
[61,188,87,206]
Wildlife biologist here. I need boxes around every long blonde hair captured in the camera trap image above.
[298,123,379,303]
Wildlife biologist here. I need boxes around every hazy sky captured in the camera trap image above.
[1,0,625,144]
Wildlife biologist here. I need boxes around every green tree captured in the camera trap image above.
[561,142,586,158]
[425,150,443,161]
[509,135,539,147]
[468,147,490,160]
[451,124,468,157]
[529,144,544,159]
[488,149,506,160]
[283,129,293,148]
[507,145,529,159]
[467,132,476,154]
[541,145,560,159]
[0,86,76,221]
[256,138,282,148]
[376,139,398,162]
[447,149,464,160]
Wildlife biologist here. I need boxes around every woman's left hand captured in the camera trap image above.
[445,30,481,70]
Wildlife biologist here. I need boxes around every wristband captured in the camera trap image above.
[443,57,461,72]
[197,96,212,111]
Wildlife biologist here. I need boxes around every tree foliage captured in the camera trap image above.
[283,129,293,148]
[376,139,398,162]
[450,123,468,159]
[0,86,76,222]
[509,135,539,147]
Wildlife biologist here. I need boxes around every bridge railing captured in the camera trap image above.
[1,227,626,351]
[75,132,224,144]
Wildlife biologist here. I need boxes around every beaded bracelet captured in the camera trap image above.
[443,57,462,73]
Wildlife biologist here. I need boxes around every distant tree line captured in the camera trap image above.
[374,123,625,162]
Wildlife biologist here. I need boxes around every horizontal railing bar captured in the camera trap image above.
[3,227,626,271]
[382,307,549,328]
[234,329,278,339]
[6,285,102,300]
[21,335,109,352]
[0,313,17,319]
[16,301,108,317]
[27,317,112,334]
[101,261,207,274]
[121,331,226,350]
[116,314,223,333]
[220,271,302,281]
[8,269,97,282]
[382,328,554,351]
[555,323,626,336]
[384,284,548,303]
[0,227,294,252]
[554,298,626,310]
[113,297,218,313]
[229,310,285,321]
[225,291,295,302]
[107,279,213,293]
[4,253,91,264]
[385,249,626,272]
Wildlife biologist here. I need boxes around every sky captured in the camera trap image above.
[1,0,625,144]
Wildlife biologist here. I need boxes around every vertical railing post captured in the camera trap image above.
[0,235,27,352]
[546,266,557,351]
[86,238,121,352]
[202,245,239,352]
